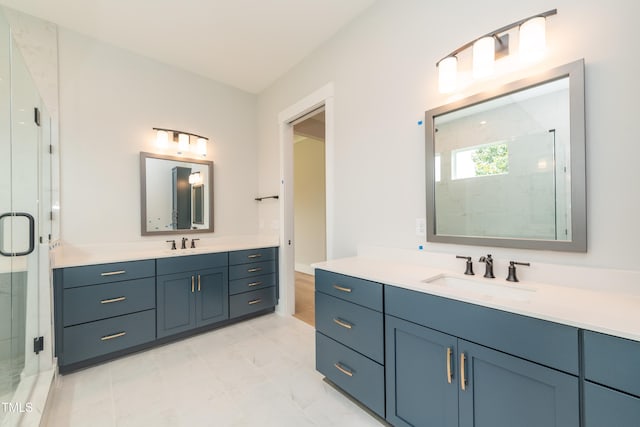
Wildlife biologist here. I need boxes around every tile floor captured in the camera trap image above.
[43,313,382,426]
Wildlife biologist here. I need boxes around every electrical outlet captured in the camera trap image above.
[416,218,426,236]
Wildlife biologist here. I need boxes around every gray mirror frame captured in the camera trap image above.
[425,59,586,252]
[140,152,214,236]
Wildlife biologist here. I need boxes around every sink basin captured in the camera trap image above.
[423,274,535,302]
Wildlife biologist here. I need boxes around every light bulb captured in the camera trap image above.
[196,137,207,156]
[473,36,495,79]
[155,130,169,149]
[520,17,546,62]
[178,133,189,154]
[438,56,458,93]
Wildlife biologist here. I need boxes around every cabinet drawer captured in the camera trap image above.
[229,247,276,265]
[229,261,275,280]
[584,382,640,427]
[229,287,276,318]
[156,252,228,276]
[316,332,385,418]
[62,310,156,365]
[60,260,155,289]
[63,277,155,326]
[315,269,382,312]
[584,331,640,396]
[385,285,579,375]
[315,292,384,364]
[229,273,276,295]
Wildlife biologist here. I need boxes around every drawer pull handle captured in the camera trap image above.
[460,353,467,391]
[101,331,126,341]
[446,347,453,384]
[198,274,201,292]
[100,296,126,304]
[248,268,262,273]
[191,276,195,293]
[248,281,263,287]
[334,362,354,377]
[248,254,262,259]
[332,284,352,293]
[248,298,262,305]
[333,318,353,329]
[100,270,126,277]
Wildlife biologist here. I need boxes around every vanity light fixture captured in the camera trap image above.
[188,171,203,185]
[153,127,209,157]
[436,9,556,93]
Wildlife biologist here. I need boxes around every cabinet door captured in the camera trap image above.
[385,315,458,427]
[196,267,228,327]
[156,272,196,338]
[584,381,640,427]
[458,340,579,427]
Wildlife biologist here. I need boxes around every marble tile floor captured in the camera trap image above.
[43,313,383,427]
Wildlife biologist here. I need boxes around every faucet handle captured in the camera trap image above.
[456,255,474,275]
[506,261,530,282]
[191,238,200,249]
[166,240,177,250]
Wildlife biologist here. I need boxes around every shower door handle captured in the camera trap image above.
[0,212,35,257]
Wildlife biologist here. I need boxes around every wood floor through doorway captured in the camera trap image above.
[293,271,315,326]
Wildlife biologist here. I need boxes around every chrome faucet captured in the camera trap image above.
[478,254,495,278]
[181,237,189,249]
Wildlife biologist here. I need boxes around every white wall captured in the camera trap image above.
[257,0,640,272]
[58,29,259,245]
[294,138,326,272]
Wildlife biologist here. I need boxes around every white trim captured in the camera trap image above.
[277,82,334,316]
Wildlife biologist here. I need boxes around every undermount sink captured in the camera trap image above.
[423,274,536,302]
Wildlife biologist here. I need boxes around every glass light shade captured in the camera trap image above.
[438,56,458,93]
[196,137,207,156]
[155,130,169,149]
[473,36,495,79]
[520,17,546,62]
[177,133,190,153]
[188,172,202,185]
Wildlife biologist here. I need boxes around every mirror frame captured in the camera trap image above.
[425,59,586,252]
[140,152,214,236]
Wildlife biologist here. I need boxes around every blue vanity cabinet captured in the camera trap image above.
[385,285,579,427]
[385,315,458,427]
[314,269,385,418]
[53,259,157,371]
[583,331,640,427]
[156,253,228,338]
[228,247,278,318]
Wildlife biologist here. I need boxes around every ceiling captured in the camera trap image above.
[0,0,375,93]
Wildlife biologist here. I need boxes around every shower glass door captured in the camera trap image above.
[0,11,44,416]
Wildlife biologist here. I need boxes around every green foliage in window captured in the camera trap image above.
[471,143,509,176]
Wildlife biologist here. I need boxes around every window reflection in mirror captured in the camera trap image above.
[140,152,214,236]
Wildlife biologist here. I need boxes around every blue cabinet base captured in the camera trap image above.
[58,307,275,374]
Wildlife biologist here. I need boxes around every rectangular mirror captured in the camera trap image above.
[140,152,214,235]
[425,60,586,251]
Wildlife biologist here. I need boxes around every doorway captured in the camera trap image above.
[277,83,334,320]
[292,111,326,326]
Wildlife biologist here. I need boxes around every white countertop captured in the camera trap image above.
[313,256,640,342]
[51,235,279,269]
